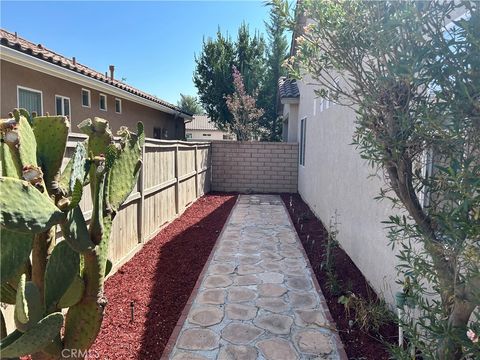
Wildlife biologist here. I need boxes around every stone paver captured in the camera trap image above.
[168,195,344,359]
[257,338,299,360]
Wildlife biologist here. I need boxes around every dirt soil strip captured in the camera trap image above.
[90,193,237,360]
[280,194,398,359]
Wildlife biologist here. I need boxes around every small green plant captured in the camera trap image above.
[325,271,343,297]
[321,210,339,273]
[338,293,393,333]
[0,110,144,359]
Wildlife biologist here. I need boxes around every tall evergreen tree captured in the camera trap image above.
[260,4,289,141]
[177,94,203,115]
[194,25,266,132]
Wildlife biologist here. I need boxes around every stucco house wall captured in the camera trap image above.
[285,75,401,305]
[0,60,185,139]
[186,129,228,141]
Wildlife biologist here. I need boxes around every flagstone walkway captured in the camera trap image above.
[165,195,346,360]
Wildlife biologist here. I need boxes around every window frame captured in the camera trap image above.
[299,117,307,166]
[114,98,122,114]
[99,93,107,111]
[17,85,43,115]
[54,94,71,117]
[153,127,163,139]
[81,88,91,108]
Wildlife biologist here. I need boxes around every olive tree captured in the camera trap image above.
[274,0,479,358]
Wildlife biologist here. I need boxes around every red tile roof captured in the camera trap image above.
[278,77,300,99]
[0,28,192,117]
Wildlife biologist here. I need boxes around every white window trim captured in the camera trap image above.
[114,98,122,114]
[81,88,91,108]
[17,85,43,115]
[99,93,107,111]
[54,94,71,116]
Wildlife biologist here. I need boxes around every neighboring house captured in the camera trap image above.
[185,115,235,141]
[278,77,300,143]
[279,24,401,306]
[0,29,192,139]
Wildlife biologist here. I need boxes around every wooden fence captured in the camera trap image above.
[65,134,212,272]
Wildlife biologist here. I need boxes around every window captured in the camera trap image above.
[186,133,193,139]
[299,118,307,166]
[115,98,122,114]
[81,89,90,107]
[202,133,212,137]
[154,128,169,139]
[99,94,107,111]
[55,95,71,117]
[17,86,42,115]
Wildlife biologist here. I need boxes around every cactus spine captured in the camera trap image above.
[0,110,144,359]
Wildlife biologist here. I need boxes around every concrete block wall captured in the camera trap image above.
[211,141,298,193]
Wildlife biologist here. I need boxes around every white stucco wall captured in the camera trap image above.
[294,77,401,306]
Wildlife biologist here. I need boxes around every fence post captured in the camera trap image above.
[137,143,145,243]
[208,143,213,192]
[194,145,199,198]
[174,144,180,214]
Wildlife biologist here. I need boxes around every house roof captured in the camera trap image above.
[186,115,220,131]
[278,77,300,99]
[0,28,192,118]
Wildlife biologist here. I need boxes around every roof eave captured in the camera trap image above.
[280,97,300,104]
[0,45,187,117]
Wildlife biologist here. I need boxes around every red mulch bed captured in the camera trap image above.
[281,193,398,360]
[90,193,237,360]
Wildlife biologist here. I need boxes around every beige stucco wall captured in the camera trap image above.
[282,102,299,143]
[211,141,298,193]
[293,76,401,306]
[0,60,185,139]
[186,129,230,141]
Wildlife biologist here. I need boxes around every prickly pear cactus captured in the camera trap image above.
[0,110,144,359]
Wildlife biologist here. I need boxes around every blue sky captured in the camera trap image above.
[1,1,273,105]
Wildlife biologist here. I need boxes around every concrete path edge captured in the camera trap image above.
[280,199,348,360]
[161,196,241,359]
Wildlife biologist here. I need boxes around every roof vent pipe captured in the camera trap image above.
[109,65,114,80]
[72,56,76,65]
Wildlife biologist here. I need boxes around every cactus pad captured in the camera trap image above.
[69,141,88,193]
[15,115,38,168]
[0,177,65,233]
[61,205,94,253]
[44,241,81,312]
[32,115,70,188]
[1,282,17,304]
[58,275,85,308]
[78,117,113,156]
[1,312,63,357]
[64,301,103,352]
[107,122,144,211]
[14,274,28,324]
[14,277,43,332]
[0,228,32,284]
[0,140,21,178]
